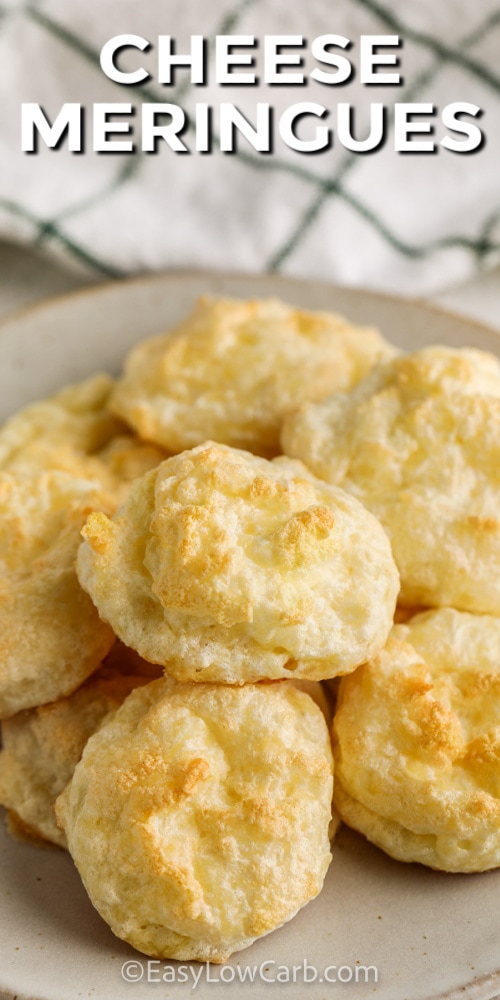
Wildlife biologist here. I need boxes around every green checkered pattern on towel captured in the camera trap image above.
[0,0,499,294]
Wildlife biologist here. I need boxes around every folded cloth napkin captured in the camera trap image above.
[0,0,499,294]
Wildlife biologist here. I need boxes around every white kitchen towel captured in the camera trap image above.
[0,0,499,295]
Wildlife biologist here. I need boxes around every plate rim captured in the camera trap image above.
[0,266,499,345]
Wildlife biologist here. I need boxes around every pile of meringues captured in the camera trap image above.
[2,294,500,963]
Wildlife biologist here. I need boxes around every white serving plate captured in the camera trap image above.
[1,271,500,1000]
